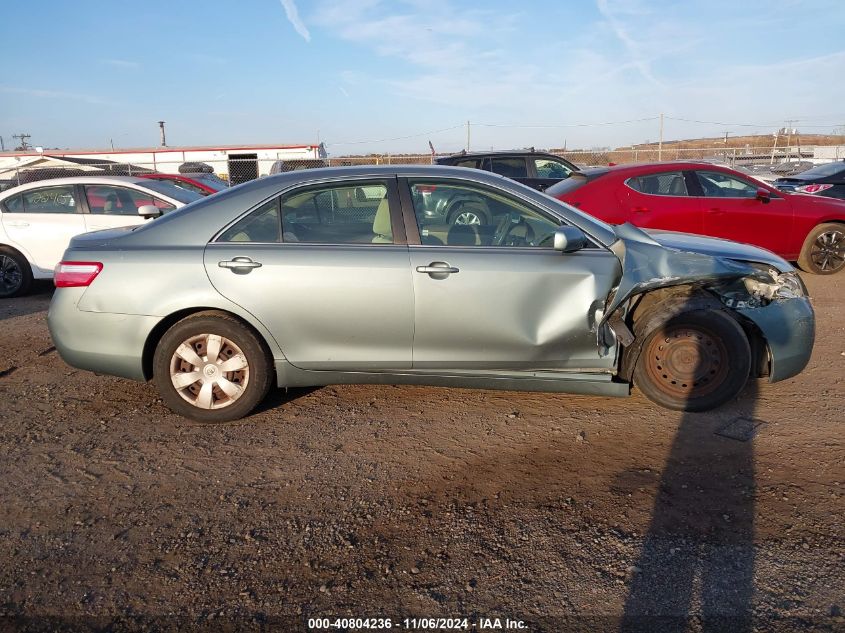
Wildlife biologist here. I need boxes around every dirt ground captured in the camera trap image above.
[0,275,842,632]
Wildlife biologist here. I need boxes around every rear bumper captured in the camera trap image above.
[47,288,158,382]
[738,296,815,383]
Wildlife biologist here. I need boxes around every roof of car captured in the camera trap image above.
[0,175,182,199]
[437,149,561,160]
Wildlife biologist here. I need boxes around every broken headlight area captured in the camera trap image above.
[713,268,807,309]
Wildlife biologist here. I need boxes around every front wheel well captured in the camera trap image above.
[141,308,274,381]
[617,284,768,382]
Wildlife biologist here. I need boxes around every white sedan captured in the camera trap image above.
[0,176,201,297]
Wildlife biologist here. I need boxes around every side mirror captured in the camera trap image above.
[138,204,162,219]
[553,226,588,253]
[756,188,771,204]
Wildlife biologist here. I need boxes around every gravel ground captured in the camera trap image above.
[0,275,842,632]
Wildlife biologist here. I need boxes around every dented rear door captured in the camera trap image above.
[409,246,620,370]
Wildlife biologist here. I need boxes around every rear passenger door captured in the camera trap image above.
[204,177,415,370]
[0,184,87,274]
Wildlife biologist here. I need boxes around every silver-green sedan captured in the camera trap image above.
[48,165,814,422]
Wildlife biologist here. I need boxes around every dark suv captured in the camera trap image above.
[435,150,579,192]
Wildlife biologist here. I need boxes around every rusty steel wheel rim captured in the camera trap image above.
[643,324,730,400]
[169,333,250,410]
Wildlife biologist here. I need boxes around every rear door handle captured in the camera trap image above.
[219,257,263,274]
[5,221,29,227]
[416,262,459,279]
[633,206,649,213]
[707,208,725,215]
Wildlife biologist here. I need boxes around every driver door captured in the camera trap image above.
[401,178,620,370]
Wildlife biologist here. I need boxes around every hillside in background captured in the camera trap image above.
[623,134,844,150]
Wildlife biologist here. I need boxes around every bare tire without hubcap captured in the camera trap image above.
[153,312,273,422]
[632,309,751,412]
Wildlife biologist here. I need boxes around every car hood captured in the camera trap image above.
[600,223,792,328]
[640,228,791,270]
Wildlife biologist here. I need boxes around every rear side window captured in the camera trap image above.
[489,158,528,178]
[280,182,392,244]
[455,159,481,169]
[11,186,81,214]
[219,198,281,243]
[626,171,688,196]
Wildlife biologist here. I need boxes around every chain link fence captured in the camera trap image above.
[0,146,831,191]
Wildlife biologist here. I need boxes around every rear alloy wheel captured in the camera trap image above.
[632,309,751,412]
[153,312,273,422]
[0,248,33,298]
[797,223,845,275]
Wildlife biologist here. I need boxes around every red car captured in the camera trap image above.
[547,161,845,274]
[138,172,229,196]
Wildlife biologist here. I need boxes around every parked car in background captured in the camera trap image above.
[0,176,201,297]
[436,150,579,195]
[773,160,845,201]
[139,172,229,196]
[547,162,845,274]
[49,165,813,423]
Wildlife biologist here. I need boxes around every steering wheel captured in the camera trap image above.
[492,213,532,246]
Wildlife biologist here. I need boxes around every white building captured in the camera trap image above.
[0,143,327,183]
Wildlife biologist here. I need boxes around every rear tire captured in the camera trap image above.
[0,247,33,298]
[152,312,274,422]
[797,223,845,275]
[632,309,751,412]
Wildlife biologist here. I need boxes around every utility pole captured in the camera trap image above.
[12,133,32,151]
[658,113,664,161]
[158,121,167,147]
[0,136,4,152]
[784,119,798,161]
[466,120,471,152]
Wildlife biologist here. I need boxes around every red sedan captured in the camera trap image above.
[547,161,845,274]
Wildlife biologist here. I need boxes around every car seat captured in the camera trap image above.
[371,198,392,243]
[102,193,119,214]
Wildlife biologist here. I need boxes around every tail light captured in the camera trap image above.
[796,183,833,194]
[54,261,103,287]
[416,185,437,194]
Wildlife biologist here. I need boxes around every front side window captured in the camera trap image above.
[488,158,529,178]
[15,186,81,214]
[409,180,559,247]
[280,181,392,244]
[534,158,573,179]
[695,171,758,198]
[626,171,688,196]
[84,185,175,215]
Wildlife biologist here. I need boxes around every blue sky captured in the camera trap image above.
[0,0,843,155]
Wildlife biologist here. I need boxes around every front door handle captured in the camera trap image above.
[706,208,725,215]
[416,262,459,279]
[5,221,30,227]
[632,206,649,213]
[219,257,263,274]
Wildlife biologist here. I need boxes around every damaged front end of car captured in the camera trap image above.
[599,223,815,384]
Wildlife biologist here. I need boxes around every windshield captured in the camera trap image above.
[135,179,204,204]
[795,161,845,179]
